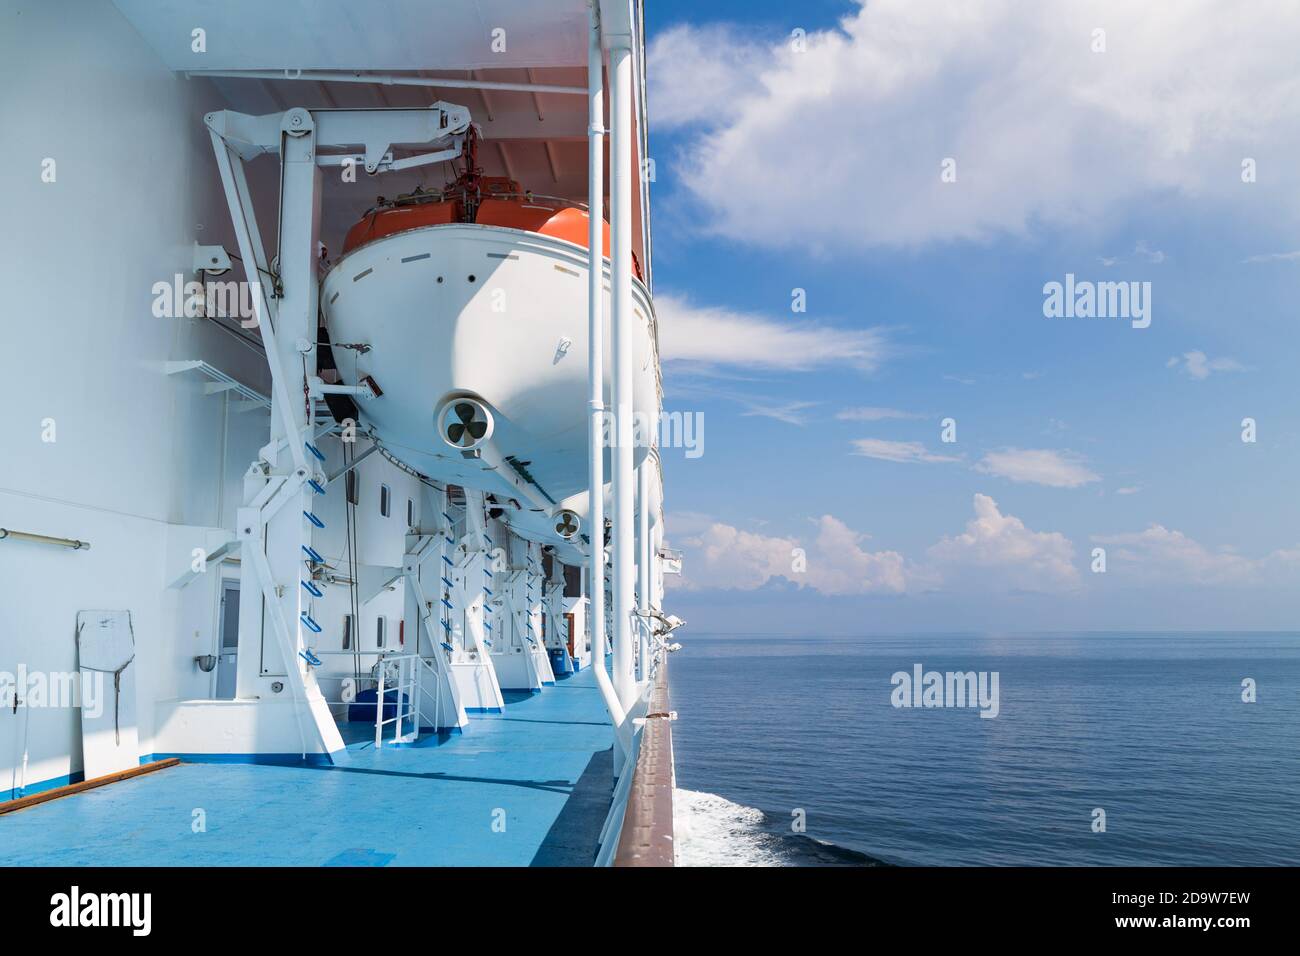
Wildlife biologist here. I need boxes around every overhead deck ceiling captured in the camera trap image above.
[208,68,601,249]
[112,0,594,70]
[112,0,649,275]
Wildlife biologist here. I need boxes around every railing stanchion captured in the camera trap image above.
[375,658,385,749]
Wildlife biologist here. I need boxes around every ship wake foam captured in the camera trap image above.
[672,788,886,867]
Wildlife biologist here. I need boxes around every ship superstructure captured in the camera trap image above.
[1,0,679,866]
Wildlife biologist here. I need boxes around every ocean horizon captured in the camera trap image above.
[670,632,1300,866]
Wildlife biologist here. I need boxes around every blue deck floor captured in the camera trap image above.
[0,667,614,867]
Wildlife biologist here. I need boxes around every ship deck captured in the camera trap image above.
[0,667,614,867]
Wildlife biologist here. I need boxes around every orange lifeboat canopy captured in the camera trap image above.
[341,183,641,280]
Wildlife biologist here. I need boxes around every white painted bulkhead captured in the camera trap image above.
[1,0,282,786]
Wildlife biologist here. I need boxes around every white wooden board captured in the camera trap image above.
[76,610,140,780]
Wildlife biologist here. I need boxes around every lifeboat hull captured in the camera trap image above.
[322,223,660,517]
[498,448,663,563]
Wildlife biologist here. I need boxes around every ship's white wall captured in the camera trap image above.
[148,447,422,753]
[0,0,271,788]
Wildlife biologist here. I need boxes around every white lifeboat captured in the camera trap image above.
[322,145,660,520]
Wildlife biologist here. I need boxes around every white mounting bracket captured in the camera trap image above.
[308,375,378,401]
[193,242,232,276]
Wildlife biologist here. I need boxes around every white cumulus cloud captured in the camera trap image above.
[646,24,769,129]
[671,514,909,595]
[668,495,1076,595]
[1092,525,1266,585]
[927,494,1080,591]
[650,1,1300,250]
[668,503,1300,598]
[976,448,1100,488]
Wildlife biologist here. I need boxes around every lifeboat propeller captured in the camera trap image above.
[437,396,494,451]
[554,510,581,539]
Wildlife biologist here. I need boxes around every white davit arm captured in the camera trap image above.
[204,102,472,173]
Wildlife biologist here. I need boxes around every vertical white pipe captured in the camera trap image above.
[609,36,636,710]
[374,663,385,749]
[636,462,650,680]
[639,465,652,611]
[653,522,664,609]
[588,3,628,740]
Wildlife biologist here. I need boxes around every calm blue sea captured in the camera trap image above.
[669,633,1300,866]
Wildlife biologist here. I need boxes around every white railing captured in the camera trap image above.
[373,653,420,748]
[309,650,421,748]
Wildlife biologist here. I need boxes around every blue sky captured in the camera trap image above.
[643,1,1300,633]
